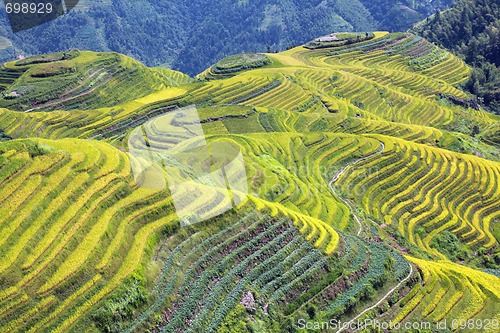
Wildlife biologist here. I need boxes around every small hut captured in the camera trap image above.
[316,35,339,42]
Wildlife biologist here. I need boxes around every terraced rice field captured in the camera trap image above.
[0,51,190,112]
[336,135,500,250]
[0,31,498,332]
[391,257,500,325]
[0,139,178,332]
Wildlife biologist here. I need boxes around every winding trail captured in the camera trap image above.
[327,141,414,333]
[328,142,385,236]
[335,261,413,333]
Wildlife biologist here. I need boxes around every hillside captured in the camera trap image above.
[0,50,190,111]
[0,32,498,333]
[0,0,452,75]
[413,0,500,114]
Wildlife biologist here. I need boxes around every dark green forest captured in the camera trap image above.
[413,0,500,114]
[0,0,451,75]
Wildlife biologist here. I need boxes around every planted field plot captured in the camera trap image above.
[0,66,27,94]
[152,67,191,87]
[0,138,179,333]
[242,76,314,113]
[230,132,381,232]
[0,51,188,111]
[201,53,271,79]
[121,211,409,333]
[286,33,484,128]
[386,257,500,331]
[0,30,498,333]
[336,135,500,252]
[0,84,190,140]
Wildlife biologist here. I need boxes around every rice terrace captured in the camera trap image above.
[0,30,499,333]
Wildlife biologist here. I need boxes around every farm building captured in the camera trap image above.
[316,35,339,42]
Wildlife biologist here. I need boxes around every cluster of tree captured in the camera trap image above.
[1,0,450,76]
[413,0,500,114]
[358,0,453,31]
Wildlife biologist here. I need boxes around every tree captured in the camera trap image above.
[217,304,248,333]
[434,9,441,24]
[414,0,500,114]
[472,125,480,137]
[306,304,317,319]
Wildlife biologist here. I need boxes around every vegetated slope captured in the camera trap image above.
[357,0,451,32]
[121,211,410,333]
[412,0,500,114]
[0,36,13,64]
[385,257,500,328]
[202,53,272,79]
[0,0,452,75]
[0,50,190,111]
[0,138,177,333]
[0,31,498,332]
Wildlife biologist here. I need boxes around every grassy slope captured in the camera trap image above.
[0,31,498,332]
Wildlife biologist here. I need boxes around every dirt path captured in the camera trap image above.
[327,140,414,333]
[335,261,413,333]
[328,142,385,236]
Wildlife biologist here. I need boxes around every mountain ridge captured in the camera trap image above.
[0,0,453,76]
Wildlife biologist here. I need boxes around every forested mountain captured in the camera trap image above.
[413,0,500,114]
[0,0,452,75]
